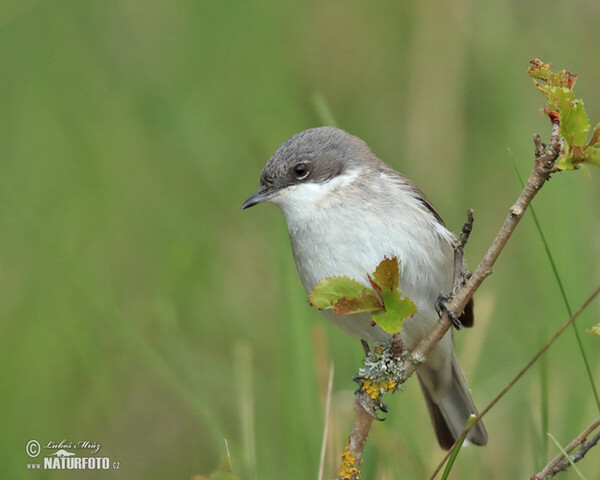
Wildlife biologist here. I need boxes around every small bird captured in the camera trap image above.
[242,126,487,449]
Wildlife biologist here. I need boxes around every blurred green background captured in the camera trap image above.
[1,0,599,478]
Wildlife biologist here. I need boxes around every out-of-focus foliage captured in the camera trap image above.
[528,59,600,170]
[1,1,599,479]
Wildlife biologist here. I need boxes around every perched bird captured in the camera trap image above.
[242,126,487,449]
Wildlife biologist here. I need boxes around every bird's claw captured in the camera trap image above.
[354,388,387,421]
[360,339,370,356]
[435,293,463,330]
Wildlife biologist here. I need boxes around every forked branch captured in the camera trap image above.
[531,416,600,479]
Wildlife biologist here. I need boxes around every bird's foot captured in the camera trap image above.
[353,387,387,421]
[435,293,463,330]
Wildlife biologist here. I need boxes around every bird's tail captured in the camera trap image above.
[417,352,488,450]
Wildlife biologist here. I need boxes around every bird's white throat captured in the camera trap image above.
[267,168,361,225]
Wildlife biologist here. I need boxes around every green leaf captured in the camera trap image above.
[372,291,417,334]
[539,85,591,148]
[556,155,576,171]
[541,85,573,114]
[369,257,417,333]
[561,99,590,146]
[308,277,382,315]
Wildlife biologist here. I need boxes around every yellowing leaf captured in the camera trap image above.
[372,257,400,292]
[528,59,577,89]
[308,277,368,308]
[308,277,382,315]
[332,293,382,315]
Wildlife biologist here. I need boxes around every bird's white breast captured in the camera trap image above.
[269,168,456,344]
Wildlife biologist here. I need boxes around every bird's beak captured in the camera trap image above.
[241,186,276,209]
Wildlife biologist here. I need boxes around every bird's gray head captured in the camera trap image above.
[241,126,374,209]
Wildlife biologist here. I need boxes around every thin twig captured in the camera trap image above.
[532,416,600,479]
[452,209,474,294]
[568,431,600,465]
[428,284,600,480]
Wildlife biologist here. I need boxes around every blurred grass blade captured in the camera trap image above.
[224,438,235,474]
[317,362,334,480]
[547,433,587,480]
[234,342,257,480]
[311,92,339,127]
[510,151,600,413]
[440,415,476,480]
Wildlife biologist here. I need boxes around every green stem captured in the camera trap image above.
[440,416,475,480]
[539,330,549,463]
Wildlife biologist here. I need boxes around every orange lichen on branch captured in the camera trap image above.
[361,378,397,400]
[339,444,360,480]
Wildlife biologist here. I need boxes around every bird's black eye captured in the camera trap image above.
[293,163,309,180]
